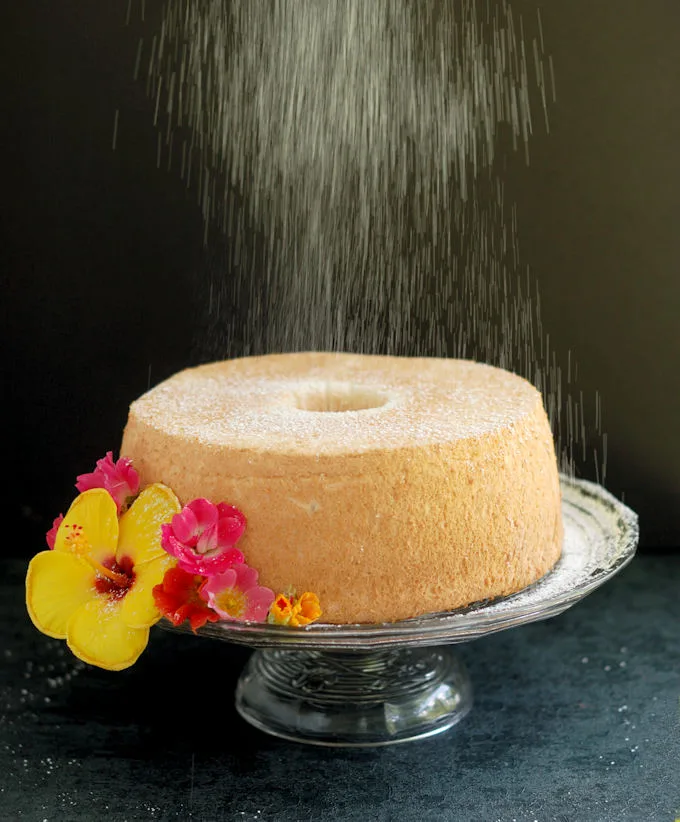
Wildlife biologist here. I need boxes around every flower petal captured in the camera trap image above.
[195,522,218,554]
[75,451,116,493]
[54,489,119,565]
[119,555,176,629]
[233,563,259,590]
[244,586,275,622]
[117,483,181,567]
[66,597,150,671]
[26,551,96,639]
[187,605,219,631]
[167,540,244,577]
[200,568,238,601]
[170,507,198,545]
[188,498,219,531]
[216,503,246,543]
[46,514,64,550]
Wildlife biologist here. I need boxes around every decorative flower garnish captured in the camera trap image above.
[28,449,324,673]
[26,484,180,671]
[46,514,64,549]
[161,498,246,576]
[152,567,219,632]
[268,591,322,627]
[200,563,274,622]
[76,451,140,513]
[290,592,322,627]
[268,593,294,625]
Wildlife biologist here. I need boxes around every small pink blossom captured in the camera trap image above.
[161,498,246,576]
[200,563,274,622]
[75,452,140,512]
[46,514,64,550]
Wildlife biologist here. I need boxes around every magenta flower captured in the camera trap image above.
[75,452,140,512]
[160,498,246,576]
[45,514,64,550]
[200,563,274,622]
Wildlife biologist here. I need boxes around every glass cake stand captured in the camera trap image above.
[164,476,638,747]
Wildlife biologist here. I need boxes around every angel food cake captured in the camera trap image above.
[120,353,563,623]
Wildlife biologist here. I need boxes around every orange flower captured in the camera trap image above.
[268,593,294,625]
[289,592,322,627]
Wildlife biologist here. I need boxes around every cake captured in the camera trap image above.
[120,353,562,623]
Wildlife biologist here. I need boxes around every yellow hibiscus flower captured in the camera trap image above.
[26,484,181,671]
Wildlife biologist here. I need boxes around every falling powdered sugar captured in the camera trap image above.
[128,0,607,482]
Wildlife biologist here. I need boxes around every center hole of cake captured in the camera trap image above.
[294,383,388,413]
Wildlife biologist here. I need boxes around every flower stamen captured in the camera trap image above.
[214,588,247,619]
[64,524,129,587]
[89,557,130,588]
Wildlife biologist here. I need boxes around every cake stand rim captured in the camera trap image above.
[159,474,638,649]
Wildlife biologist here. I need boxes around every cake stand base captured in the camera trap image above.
[235,647,472,747]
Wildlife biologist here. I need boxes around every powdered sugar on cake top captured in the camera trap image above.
[129,354,541,456]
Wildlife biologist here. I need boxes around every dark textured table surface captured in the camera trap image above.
[1,555,678,822]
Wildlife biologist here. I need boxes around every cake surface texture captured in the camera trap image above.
[121,352,563,623]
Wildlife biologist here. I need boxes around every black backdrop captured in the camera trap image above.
[2,2,680,555]
[3,3,204,548]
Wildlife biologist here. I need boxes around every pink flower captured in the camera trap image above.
[200,563,274,622]
[160,498,246,576]
[46,514,64,550]
[75,452,140,512]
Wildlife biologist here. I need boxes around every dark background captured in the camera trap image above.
[2,1,679,553]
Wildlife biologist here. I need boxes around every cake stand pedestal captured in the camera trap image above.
[236,647,471,746]
[167,476,638,747]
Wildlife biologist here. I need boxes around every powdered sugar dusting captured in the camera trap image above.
[129,353,541,454]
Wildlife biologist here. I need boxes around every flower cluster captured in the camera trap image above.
[268,591,322,627]
[152,499,274,629]
[26,452,322,671]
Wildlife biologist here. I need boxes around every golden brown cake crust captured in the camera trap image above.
[121,353,562,623]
